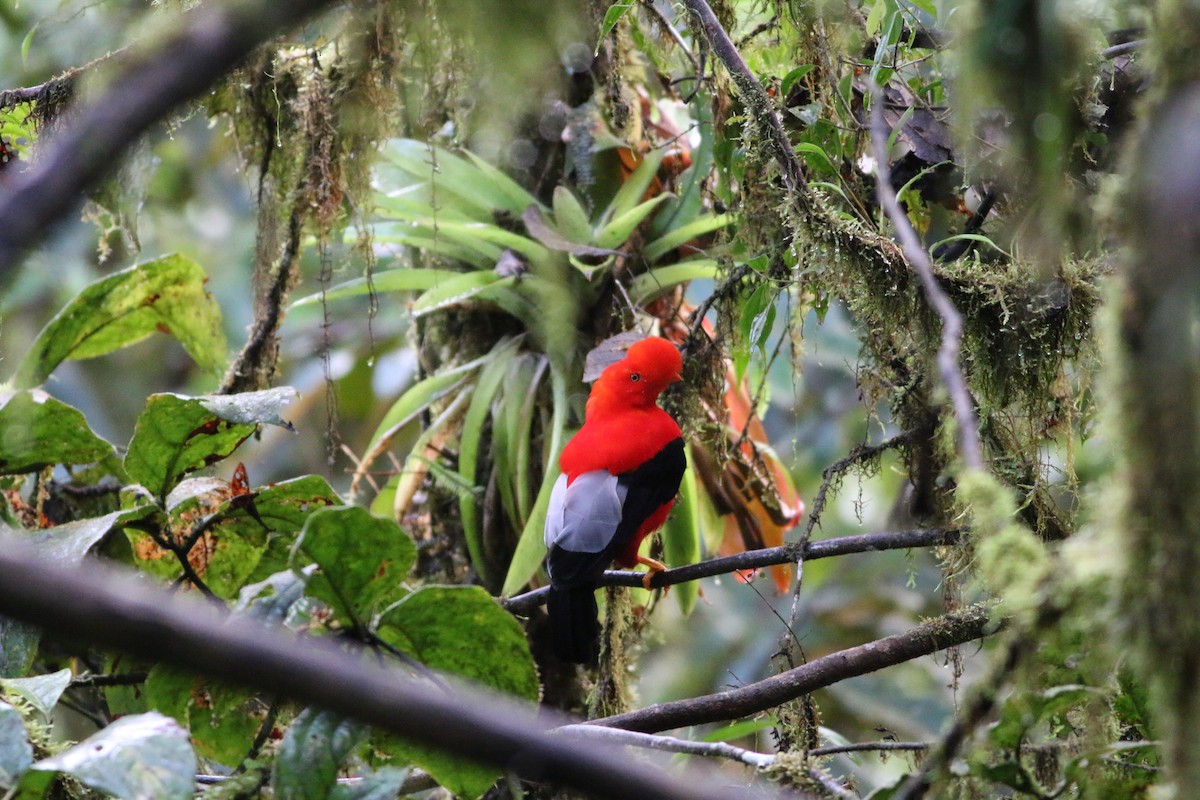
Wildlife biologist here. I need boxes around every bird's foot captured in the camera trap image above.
[637,555,668,592]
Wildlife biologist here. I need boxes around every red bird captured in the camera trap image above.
[544,336,686,663]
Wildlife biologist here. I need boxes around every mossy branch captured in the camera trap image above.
[588,603,993,732]
[503,527,960,614]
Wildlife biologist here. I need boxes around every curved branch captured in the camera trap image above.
[588,603,994,733]
[868,92,983,470]
[503,528,960,615]
[0,543,795,800]
[0,0,339,275]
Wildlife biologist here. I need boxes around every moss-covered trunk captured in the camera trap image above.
[1115,41,1200,795]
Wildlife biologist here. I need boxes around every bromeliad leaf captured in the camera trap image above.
[661,461,701,615]
[124,388,298,502]
[0,389,117,474]
[14,254,227,389]
[629,260,722,304]
[643,214,732,263]
[551,185,594,244]
[383,140,536,218]
[410,272,517,317]
[292,268,464,308]
[594,193,670,250]
[292,506,417,626]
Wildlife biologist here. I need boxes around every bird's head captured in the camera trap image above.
[589,336,683,413]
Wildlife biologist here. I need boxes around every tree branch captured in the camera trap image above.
[0,541,795,800]
[868,91,983,471]
[503,528,960,615]
[588,603,993,733]
[0,0,340,276]
[682,0,805,195]
[559,724,775,768]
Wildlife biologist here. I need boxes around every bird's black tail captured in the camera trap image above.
[547,585,600,664]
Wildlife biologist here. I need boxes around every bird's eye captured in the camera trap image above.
[630,373,641,382]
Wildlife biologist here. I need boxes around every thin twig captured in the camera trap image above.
[589,603,994,733]
[868,89,984,471]
[1101,39,1144,59]
[69,672,148,688]
[811,740,929,757]
[502,527,960,614]
[640,0,701,77]
[559,724,775,767]
[786,432,916,636]
[808,767,861,800]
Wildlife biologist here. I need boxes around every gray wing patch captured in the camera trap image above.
[543,470,629,553]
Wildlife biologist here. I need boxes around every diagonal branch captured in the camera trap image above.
[0,0,340,276]
[868,90,984,471]
[588,603,994,733]
[682,0,805,194]
[502,527,960,615]
[0,541,796,800]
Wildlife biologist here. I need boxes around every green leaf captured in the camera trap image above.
[458,340,522,590]
[0,620,38,679]
[293,506,417,626]
[170,474,339,553]
[643,214,731,263]
[274,708,367,800]
[234,568,310,626]
[384,140,532,218]
[501,366,568,596]
[292,268,464,308]
[0,390,116,474]
[14,254,227,388]
[378,587,538,695]
[700,716,778,743]
[11,510,144,566]
[780,65,816,97]
[460,150,544,216]
[551,186,595,244]
[364,359,486,462]
[0,670,70,723]
[865,0,887,36]
[603,148,666,224]
[411,272,517,318]
[368,223,500,267]
[629,260,722,304]
[662,461,700,615]
[0,700,32,789]
[597,2,635,52]
[793,142,839,178]
[33,712,195,800]
[144,668,260,766]
[377,586,538,799]
[124,388,298,502]
[595,193,670,250]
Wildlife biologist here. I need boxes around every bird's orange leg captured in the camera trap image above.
[638,555,668,591]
